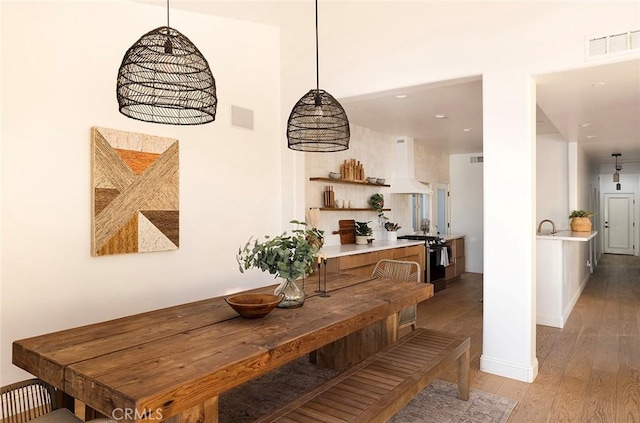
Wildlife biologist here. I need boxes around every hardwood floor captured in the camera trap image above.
[414,253,640,422]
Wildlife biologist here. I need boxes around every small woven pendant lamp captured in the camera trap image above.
[116,0,216,125]
[287,0,349,152]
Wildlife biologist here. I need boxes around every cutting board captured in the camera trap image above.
[333,220,355,244]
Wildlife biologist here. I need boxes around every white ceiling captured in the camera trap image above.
[341,59,640,166]
[133,0,640,168]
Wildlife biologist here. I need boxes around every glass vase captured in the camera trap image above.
[274,278,306,308]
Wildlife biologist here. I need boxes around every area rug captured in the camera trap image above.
[219,357,517,423]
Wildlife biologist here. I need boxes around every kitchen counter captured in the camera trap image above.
[536,230,597,241]
[445,234,465,241]
[321,240,424,258]
[536,230,597,328]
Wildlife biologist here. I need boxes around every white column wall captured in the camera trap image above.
[481,72,538,381]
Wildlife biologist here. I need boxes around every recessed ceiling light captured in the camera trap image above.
[591,82,605,87]
[462,128,472,132]
[586,135,597,139]
[433,114,448,119]
[394,94,408,99]
[579,123,592,128]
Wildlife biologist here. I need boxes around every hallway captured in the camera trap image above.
[416,254,640,422]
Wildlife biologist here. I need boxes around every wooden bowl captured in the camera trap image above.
[225,293,281,318]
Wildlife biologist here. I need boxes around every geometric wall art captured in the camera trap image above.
[92,127,179,256]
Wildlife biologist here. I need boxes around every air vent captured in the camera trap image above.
[470,156,483,164]
[586,30,640,60]
[231,105,254,130]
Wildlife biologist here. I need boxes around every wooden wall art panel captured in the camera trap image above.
[92,127,179,256]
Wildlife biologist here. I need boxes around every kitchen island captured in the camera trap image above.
[536,230,597,328]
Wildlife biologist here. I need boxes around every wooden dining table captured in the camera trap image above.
[12,273,433,423]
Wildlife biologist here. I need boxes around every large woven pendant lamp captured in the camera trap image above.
[116,0,217,125]
[287,0,350,152]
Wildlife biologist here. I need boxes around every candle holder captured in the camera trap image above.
[316,261,322,293]
[320,257,330,297]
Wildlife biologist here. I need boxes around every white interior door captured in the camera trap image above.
[603,193,635,255]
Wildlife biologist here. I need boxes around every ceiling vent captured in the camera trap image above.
[470,156,483,164]
[586,30,640,60]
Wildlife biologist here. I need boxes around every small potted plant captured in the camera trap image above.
[355,221,373,245]
[237,220,323,308]
[369,193,386,220]
[569,210,594,232]
[384,221,401,241]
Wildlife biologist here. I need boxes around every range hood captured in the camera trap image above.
[390,137,433,194]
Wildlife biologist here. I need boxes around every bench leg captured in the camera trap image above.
[457,347,470,401]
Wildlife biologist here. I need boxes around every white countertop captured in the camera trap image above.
[320,240,425,258]
[445,234,465,241]
[536,230,597,241]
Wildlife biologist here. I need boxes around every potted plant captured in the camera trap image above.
[237,220,323,308]
[569,210,594,232]
[355,221,373,245]
[384,221,401,241]
[369,193,386,220]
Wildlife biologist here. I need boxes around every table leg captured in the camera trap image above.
[313,314,398,372]
[170,396,218,423]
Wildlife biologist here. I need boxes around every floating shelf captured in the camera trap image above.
[310,177,390,188]
[318,208,391,212]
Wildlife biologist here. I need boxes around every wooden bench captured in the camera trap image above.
[256,328,471,423]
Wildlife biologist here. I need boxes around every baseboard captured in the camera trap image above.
[536,313,564,328]
[561,272,590,324]
[480,354,538,382]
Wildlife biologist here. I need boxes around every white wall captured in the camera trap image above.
[537,134,570,230]
[1,1,282,384]
[449,154,483,273]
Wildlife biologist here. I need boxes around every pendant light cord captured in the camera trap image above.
[315,0,319,92]
[167,0,170,28]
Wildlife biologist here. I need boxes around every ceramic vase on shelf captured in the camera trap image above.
[274,278,305,308]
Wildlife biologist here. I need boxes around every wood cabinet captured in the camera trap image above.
[328,245,426,279]
[445,237,465,280]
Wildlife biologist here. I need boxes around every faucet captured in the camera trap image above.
[537,219,557,234]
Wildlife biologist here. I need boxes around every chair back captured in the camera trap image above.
[1,379,57,423]
[372,259,421,282]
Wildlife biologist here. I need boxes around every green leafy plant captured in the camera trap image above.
[237,220,323,281]
[384,221,401,232]
[369,193,386,219]
[569,210,594,218]
[355,221,373,237]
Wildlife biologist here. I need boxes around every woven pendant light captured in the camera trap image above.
[116,1,216,125]
[287,0,349,152]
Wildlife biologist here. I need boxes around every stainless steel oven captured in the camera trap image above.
[397,235,450,292]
